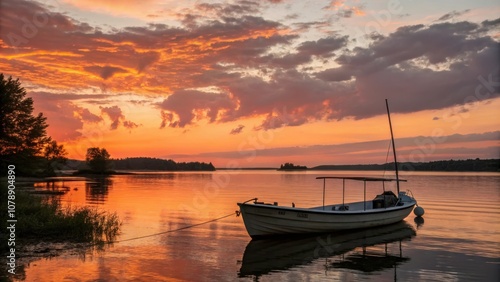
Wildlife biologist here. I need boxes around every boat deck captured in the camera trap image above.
[310,201,364,211]
[309,200,399,212]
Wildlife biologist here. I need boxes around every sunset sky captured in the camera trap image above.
[1,0,499,167]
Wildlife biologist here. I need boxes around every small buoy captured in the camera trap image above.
[414,206,425,217]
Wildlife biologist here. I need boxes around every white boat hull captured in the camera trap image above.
[237,201,416,238]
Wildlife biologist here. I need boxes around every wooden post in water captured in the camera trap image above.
[385,99,400,194]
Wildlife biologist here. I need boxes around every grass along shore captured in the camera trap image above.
[0,179,121,254]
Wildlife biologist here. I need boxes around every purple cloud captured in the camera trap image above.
[100,105,140,130]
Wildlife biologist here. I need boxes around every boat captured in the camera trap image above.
[237,99,422,238]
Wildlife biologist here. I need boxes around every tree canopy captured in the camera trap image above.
[279,163,308,170]
[43,139,68,175]
[0,74,66,176]
[112,157,215,171]
[86,147,111,173]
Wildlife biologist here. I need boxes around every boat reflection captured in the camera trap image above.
[238,221,416,279]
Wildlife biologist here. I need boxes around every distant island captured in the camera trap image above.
[278,163,308,171]
[310,159,499,172]
[113,157,215,171]
[66,157,216,173]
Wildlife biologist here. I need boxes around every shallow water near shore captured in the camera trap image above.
[12,170,500,281]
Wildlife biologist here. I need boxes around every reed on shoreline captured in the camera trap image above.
[0,180,121,253]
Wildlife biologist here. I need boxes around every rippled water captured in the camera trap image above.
[17,171,500,281]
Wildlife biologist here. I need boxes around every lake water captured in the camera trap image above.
[16,171,500,281]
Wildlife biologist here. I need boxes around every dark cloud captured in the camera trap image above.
[136,51,160,72]
[196,1,260,17]
[316,21,500,119]
[292,21,331,33]
[223,70,339,127]
[100,106,122,130]
[75,108,103,123]
[123,120,140,129]
[158,90,236,128]
[436,9,470,22]
[100,105,140,130]
[253,35,345,69]
[229,125,245,135]
[254,35,347,69]
[297,36,348,57]
[482,18,500,27]
[160,111,174,129]
[27,91,113,101]
[208,33,297,68]
[191,0,284,22]
[84,65,128,80]
[157,69,348,130]
[180,13,199,28]
[337,9,353,18]
[0,0,93,50]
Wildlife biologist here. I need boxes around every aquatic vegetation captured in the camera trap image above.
[19,202,122,244]
[0,182,121,249]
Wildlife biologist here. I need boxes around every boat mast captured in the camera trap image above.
[385,99,400,194]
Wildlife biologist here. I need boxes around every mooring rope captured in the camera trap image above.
[27,211,240,254]
[112,211,238,244]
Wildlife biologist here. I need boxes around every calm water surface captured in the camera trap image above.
[19,171,500,281]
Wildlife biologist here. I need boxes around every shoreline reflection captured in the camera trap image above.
[85,177,113,204]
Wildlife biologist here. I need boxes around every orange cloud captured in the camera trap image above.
[323,0,365,18]
[2,0,294,97]
[62,0,171,18]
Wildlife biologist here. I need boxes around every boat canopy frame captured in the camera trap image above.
[315,176,408,211]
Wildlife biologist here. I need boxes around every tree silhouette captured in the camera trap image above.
[86,147,111,173]
[279,163,307,170]
[0,74,54,175]
[43,140,68,176]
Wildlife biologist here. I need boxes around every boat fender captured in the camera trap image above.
[274,202,278,206]
[414,206,425,217]
[292,202,295,208]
